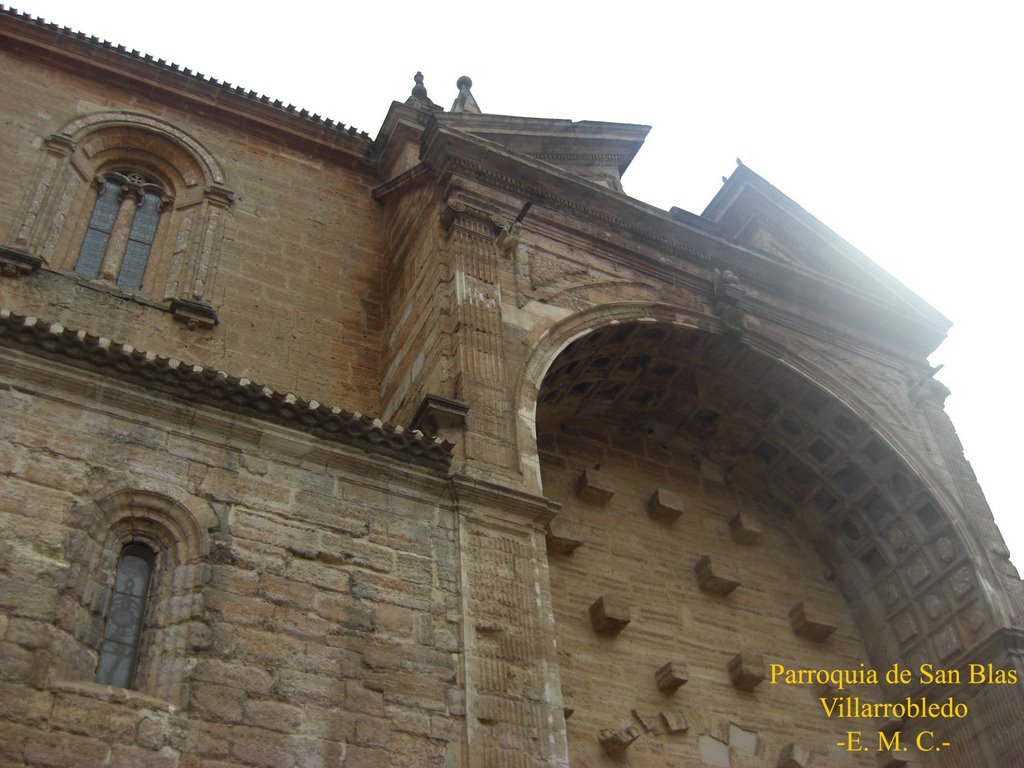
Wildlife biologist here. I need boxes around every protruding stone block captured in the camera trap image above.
[170,298,219,328]
[655,661,689,693]
[728,652,765,691]
[576,468,614,505]
[410,393,469,434]
[776,742,811,768]
[648,487,684,523]
[695,556,740,595]
[589,595,630,635]
[789,601,838,642]
[598,724,641,755]
[631,708,663,734]
[562,684,575,720]
[660,710,689,734]
[729,511,762,544]
[545,523,583,556]
[700,458,727,483]
[0,245,42,277]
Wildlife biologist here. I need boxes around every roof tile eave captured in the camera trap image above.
[0,5,374,146]
[0,308,453,471]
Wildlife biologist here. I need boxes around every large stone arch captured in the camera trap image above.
[522,306,1016,766]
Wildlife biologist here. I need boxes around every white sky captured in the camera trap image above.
[9,1,1023,565]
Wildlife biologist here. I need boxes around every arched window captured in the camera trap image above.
[74,171,170,290]
[6,112,232,326]
[53,489,216,705]
[95,543,155,688]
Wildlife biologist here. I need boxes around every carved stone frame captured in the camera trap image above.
[5,112,233,326]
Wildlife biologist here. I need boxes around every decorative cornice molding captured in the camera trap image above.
[0,8,372,159]
[0,309,453,470]
[440,195,510,235]
[449,473,560,529]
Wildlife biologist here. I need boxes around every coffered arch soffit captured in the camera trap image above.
[520,302,999,674]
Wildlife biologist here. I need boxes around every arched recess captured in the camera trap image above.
[52,487,216,705]
[10,111,233,316]
[524,307,1007,765]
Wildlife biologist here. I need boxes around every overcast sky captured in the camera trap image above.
[9,1,1023,565]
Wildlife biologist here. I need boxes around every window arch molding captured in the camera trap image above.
[9,111,233,325]
[53,487,217,705]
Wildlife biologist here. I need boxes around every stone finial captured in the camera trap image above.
[406,72,440,110]
[589,595,630,635]
[728,652,765,691]
[411,71,429,99]
[598,724,641,755]
[451,75,481,114]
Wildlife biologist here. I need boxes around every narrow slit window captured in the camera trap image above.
[96,543,154,688]
[117,189,162,289]
[74,178,121,278]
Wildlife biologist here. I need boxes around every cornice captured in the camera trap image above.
[421,122,946,361]
[0,309,453,471]
[0,7,373,163]
[449,473,560,529]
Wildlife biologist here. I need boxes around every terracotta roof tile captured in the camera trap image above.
[0,309,453,470]
[0,5,372,141]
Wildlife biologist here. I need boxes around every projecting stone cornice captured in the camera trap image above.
[0,8,372,165]
[0,309,453,471]
[419,121,946,360]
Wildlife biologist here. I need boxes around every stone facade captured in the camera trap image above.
[1,8,1022,768]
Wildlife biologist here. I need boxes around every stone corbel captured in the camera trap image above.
[43,133,76,156]
[170,297,219,329]
[598,724,641,755]
[495,221,521,259]
[496,201,532,260]
[909,369,950,406]
[203,183,235,208]
[0,245,43,277]
[712,267,748,335]
[410,393,469,436]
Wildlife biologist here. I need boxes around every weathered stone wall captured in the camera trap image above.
[378,182,449,424]
[2,12,1023,767]
[0,47,383,413]
[0,352,463,768]
[541,430,882,767]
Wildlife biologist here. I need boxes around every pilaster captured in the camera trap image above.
[450,475,568,768]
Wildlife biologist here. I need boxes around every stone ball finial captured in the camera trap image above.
[411,71,428,99]
[457,76,473,90]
